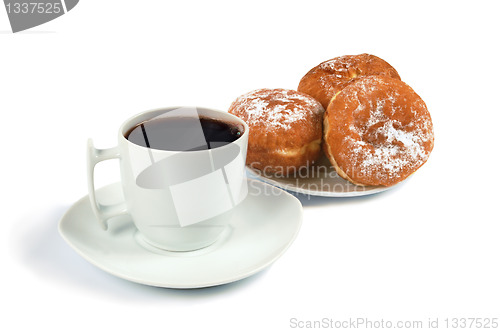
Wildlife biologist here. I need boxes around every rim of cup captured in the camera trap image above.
[118,106,249,153]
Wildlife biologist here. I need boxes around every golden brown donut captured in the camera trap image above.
[323,76,434,186]
[228,88,324,175]
[298,53,401,109]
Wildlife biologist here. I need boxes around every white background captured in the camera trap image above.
[2,1,499,331]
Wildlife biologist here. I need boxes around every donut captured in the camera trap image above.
[228,88,324,175]
[323,75,434,186]
[298,53,401,109]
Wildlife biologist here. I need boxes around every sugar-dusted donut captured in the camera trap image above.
[298,53,401,109]
[323,75,434,186]
[228,88,324,175]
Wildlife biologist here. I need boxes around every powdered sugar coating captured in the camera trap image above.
[325,76,434,186]
[229,88,325,174]
[319,56,355,73]
[228,88,323,131]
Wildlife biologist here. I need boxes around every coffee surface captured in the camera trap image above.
[126,116,244,151]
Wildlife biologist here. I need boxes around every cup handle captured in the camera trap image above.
[87,139,127,230]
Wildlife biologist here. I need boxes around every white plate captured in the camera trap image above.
[58,179,302,289]
[246,153,398,197]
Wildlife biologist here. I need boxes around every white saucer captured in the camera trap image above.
[58,179,302,289]
[246,153,401,197]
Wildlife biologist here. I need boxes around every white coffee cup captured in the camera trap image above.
[87,107,249,251]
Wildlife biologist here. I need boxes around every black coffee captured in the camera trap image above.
[125,116,244,151]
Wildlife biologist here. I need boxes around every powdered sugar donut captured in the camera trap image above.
[228,88,324,175]
[323,76,434,186]
[298,54,401,109]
